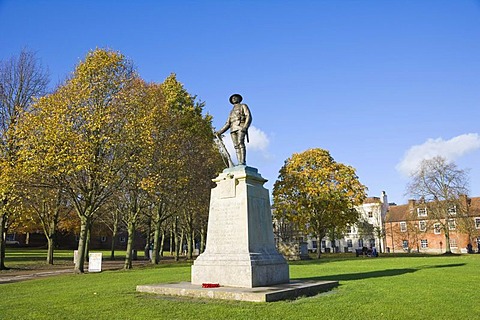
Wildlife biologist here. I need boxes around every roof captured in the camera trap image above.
[469,197,480,217]
[363,197,382,204]
[385,204,409,222]
[385,196,480,222]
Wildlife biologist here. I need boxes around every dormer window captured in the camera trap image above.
[417,208,427,217]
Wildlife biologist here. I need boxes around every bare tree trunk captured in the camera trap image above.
[110,220,118,260]
[187,230,194,260]
[316,234,322,259]
[74,217,90,273]
[152,217,161,264]
[0,213,8,270]
[46,219,57,265]
[144,217,151,260]
[160,229,165,257]
[85,224,91,262]
[445,231,452,254]
[179,230,184,257]
[174,217,180,261]
[200,226,205,253]
[46,236,54,265]
[124,221,135,269]
[169,228,174,256]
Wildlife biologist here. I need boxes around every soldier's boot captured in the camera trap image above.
[238,147,246,165]
[235,149,242,166]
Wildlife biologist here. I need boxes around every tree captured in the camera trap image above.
[162,75,222,260]
[24,186,69,264]
[273,148,367,258]
[0,49,49,269]
[407,156,469,254]
[140,74,222,263]
[18,49,135,272]
[107,77,152,269]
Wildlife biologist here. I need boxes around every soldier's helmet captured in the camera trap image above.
[229,94,243,104]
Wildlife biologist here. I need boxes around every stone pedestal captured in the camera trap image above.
[191,166,289,288]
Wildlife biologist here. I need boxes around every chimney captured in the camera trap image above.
[380,191,389,218]
[381,191,388,204]
[408,199,416,210]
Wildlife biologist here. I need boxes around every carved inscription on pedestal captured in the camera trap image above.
[207,196,246,253]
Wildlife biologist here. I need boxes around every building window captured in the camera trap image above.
[119,236,126,243]
[474,217,480,229]
[448,219,456,230]
[321,240,326,248]
[100,236,107,243]
[419,220,427,232]
[421,239,428,248]
[417,208,427,217]
[433,223,441,235]
[368,211,373,218]
[449,239,457,248]
[400,222,407,232]
[312,241,317,249]
[447,206,457,216]
[358,239,364,248]
[402,240,409,249]
[347,239,353,248]
[5,234,15,241]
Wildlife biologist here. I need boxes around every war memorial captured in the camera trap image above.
[137,94,338,302]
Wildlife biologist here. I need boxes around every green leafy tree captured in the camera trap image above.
[0,49,49,269]
[273,148,367,258]
[407,156,469,254]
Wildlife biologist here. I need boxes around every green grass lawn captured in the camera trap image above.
[1,250,479,320]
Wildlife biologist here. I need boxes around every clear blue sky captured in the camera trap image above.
[1,0,480,204]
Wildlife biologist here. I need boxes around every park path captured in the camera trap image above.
[0,259,151,284]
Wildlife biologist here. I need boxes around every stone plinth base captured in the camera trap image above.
[191,166,289,288]
[136,280,338,303]
[192,253,289,288]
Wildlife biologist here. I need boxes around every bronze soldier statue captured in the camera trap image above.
[216,94,252,166]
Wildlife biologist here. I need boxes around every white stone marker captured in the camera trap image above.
[191,166,289,288]
[88,252,102,272]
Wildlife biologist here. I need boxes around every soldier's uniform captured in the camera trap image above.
[217,94,252,165]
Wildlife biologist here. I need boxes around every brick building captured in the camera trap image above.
[385,196,480,254]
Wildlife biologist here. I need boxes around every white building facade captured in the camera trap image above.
[306,192,389,253]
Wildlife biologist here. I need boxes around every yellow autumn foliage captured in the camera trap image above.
[273,148,367,243]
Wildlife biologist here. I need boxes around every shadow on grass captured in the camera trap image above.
[295,263,466,282]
